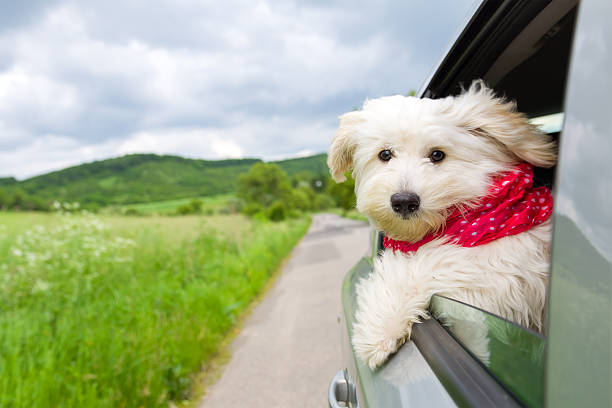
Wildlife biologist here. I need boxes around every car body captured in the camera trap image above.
[329,0,611,406]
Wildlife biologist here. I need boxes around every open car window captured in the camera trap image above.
[423,1,578,330]
[430,295,545,407]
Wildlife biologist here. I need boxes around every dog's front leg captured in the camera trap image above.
[351,250,432,369]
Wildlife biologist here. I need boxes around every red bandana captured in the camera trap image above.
[383,163,553,253]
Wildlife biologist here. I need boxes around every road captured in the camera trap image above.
[199,213,370,407]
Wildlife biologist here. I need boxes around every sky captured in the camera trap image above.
[0,0,476,179]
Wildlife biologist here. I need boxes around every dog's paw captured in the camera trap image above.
[352,321,410,370]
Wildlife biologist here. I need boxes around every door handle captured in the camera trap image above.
[329,370,349,408]
[329,369,359,407]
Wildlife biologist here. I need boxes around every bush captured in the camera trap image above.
[176,204,193,215]
[124,208,141,216]
[174,199,204,215]
[237,163,292,209]
[291,187,314,211]
[266,201,287,221]
[189,199,203,212]
[287,209,301,219]
[242,202,264,216]
[238,161,328,218]
[313,193,336,210]
[326,172,356,210]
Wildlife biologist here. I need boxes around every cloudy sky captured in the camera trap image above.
[0,0,476,179]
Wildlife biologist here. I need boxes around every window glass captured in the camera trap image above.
[430,295,544,407]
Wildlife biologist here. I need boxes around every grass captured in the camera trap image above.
[0,211,310,407]
[115,194,236,216]
[327,208,368,222]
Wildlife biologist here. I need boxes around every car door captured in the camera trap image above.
[328,0,610,406]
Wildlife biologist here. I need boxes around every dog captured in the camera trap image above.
[327,81,556,369]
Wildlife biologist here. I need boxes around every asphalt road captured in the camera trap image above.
[199,213,370,407]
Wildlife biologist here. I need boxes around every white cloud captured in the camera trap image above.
[0,134,117,179]
[117,128,244,159]
[0,66,80,130]
[211,139,243,159]
[119,117,335,162]
[0,0,475,179]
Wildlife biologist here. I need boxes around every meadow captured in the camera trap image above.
[0,210,310,407]
[115,194,236,216]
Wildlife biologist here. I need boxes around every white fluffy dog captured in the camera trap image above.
[327,81,556,369]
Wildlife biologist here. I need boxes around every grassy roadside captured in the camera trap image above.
[0,212,311,407]
[325,208,369,223]
[184,239,300,406]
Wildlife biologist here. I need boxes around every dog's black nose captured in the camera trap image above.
[390,192,420,216]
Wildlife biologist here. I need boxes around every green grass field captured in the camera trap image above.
[0,211,310,407]
[116,194,236,216]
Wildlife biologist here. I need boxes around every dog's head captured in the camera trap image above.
[327,81,556,241]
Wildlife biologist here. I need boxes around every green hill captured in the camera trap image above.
[0,177,17,186]
[274,154,329,176]
[4,153,328,207]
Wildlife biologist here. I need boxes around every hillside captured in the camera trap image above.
[4,153,329,206]
[274,154,329,176]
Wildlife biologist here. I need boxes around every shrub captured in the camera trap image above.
[189,199,203,212]
[242,202,263,216]
[326,172,356,210]
[313,193,336,210]
[124,208,141,216]
[291,187,313,211]
[176,204,193,215]
[266,200,287,221]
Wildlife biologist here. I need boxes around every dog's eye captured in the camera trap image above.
[378,149,393,162]
[429,150,445,163]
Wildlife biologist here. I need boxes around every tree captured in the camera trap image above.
[237,163,293,218]
[326,172,356,211]
[0,188,8,209]
[313,193,335,210]
[291,186,315,211]
[10,190,25,210]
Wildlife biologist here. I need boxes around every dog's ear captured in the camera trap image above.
[454,80,557,168]
[327,111,364,182]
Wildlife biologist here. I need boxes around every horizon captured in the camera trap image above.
[2,150,329,181]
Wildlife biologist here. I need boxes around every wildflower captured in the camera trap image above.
[32,279,51,293]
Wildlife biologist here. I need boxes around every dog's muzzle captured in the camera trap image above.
[390,192,420,217]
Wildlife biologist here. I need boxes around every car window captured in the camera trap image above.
[486,6,577,118]
[434,4,578,328]
[430,295,545,408]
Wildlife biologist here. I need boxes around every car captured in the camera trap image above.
[328,0,611,406]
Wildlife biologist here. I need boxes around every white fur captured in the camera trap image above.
[328,81,555,369]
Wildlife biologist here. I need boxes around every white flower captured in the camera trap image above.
[32,279,51,293]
